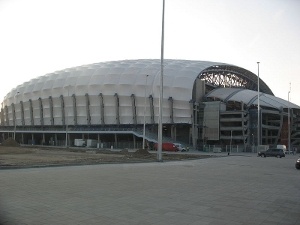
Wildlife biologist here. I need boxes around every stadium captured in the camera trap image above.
[1,59,300,152]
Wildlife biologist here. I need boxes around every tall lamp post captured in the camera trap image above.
[14,91,20,140]
[65,86,70,148]
[288,82,291,152]
[142,75,149,149]
[257,62,260,150]
[157,0,165,161]
[230,130,233,153]
[252,133,254,152]
[202,123,207,151]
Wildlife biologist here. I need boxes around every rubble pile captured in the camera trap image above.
[1,138,20,147]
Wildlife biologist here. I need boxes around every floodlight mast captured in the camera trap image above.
[14,91,20,140]
[65,86,70,148]
[257,62,260,150]
[288,82,291,152]
[142,75,149,150]
[158,0,165,162]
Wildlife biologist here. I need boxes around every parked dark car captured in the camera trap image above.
[296,158,300,170]
[258,148,285,158]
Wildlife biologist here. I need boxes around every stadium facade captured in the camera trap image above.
[1,59,300,151]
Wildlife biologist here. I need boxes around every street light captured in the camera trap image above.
[252,133,254,152]
[288,82,291,152]
[142,75,149,150]
[230,130,233,153]
[65,86,71,148]
[257,62,260,150]
[14,91,20,140]
[202,123,207,151]
[157,0,165,162]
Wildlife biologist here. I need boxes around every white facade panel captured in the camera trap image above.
[90,106,101,124]
[8,105,13,126]
[119,96,133,124]
[42,99,51,126]
[89,95,101,125]
[118,84,134,97]
[4,59,256,126]
[23,101,31,125]
[64,96,74,126]
[31,100,40,125]
[52,97,62,125]
[76,95,87,125]
[103,95,116,124]
[14,104,20,126]
[173,100,191,124]
[135,96,151,124]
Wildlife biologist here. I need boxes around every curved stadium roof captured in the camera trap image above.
[4,59,227,104]
[205,88,300,109]
[3,59,281,109]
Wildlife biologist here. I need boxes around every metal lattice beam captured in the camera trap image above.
[199,65,273,95]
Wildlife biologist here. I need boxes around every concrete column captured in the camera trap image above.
[55,134,58,146]
[31,133,34,145]
[85,93,91,125]
[114,93,120,124]
[114,133,118,148]
[72,94,77,125]
[133,134,136,149]
[49,97,54,125]
[131,94,137,125]
[192,103,199,149]
[99,93,105,125]
[171,125,176,141]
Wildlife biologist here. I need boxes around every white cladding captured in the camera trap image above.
[2,59,220,126]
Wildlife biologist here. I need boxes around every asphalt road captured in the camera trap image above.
[0,153,299,225]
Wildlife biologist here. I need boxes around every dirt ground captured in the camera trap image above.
[0,145,212,169]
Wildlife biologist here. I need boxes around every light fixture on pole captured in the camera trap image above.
[288,82,291,152]
[142,75,149,149]
[257,62,260,149]
[14,91,20,140]
[202,122,207,151]
[158,0,165,162]
[230,130,233,153]
[252,133,254,150]
[65,86,70,148]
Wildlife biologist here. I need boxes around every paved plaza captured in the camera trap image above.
[0,153,299,225]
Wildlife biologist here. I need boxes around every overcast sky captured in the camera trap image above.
[0,0,300,106]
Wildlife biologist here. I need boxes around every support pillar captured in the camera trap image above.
[114,133,118,148]
[133,134,136,149]
[38,97,44,126]
[99,93,105,124]
[85,93,91,125]
[72,94,77,125]
[114,93,120,124]
[131,94,137,125]
[171,125,176,141]
[20,101,25,126]
[31,133,34,145]
[55,134,58,146]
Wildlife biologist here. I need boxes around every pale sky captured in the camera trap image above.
[1,0,300,105]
